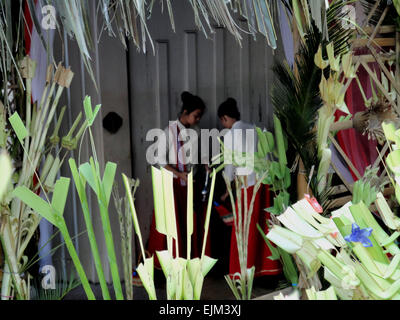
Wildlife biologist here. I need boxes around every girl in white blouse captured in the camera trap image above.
[147,91,207,265]
[217,98,281,280]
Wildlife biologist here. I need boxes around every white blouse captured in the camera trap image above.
[157,119,201,183]
[223,120,258,188]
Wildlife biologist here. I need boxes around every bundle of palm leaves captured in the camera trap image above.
[271,0,355,201]
[272,23,324,199]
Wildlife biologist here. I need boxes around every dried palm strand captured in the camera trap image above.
[224,171,268,300]
[113,178,139,300]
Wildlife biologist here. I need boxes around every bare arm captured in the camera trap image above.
[164,164,188,183]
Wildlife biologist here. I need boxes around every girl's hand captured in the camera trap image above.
[176,172,188,183]
[220,191,229,202]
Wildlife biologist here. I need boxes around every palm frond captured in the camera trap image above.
[281,0,355,55]
[49,0,97,90]
[272,23,323,197]
[33,0,282,89]
[326,0,357,55]
[361,0,398,26]
[0,0,25,110]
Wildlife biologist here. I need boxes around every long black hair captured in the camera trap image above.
[218,98,241,120]
[179,91,206,116]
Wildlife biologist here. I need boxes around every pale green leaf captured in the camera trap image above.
[201,169,217,259]
[201,255,218,277]
[383,254,400,279]
[187,258,201,285]
[375,193,399,230]
[79,162,97,194]
[9,112,28,145]
[151,166,166,235]
[13,186,58,227]
[187,170,193,257]
[183,268,194,300]
[44,156,61,190]
[92,105,101,125]
[83,96,93,124]
[41,154,55,182]
[51,177,70,217]
[266,225,303,254]
[122,173,146,258]
[0,152,12,201]
[136,257,157,300]
[193,269,204,300]
[102,162,116,205]
[277,207,325,240]
[83,96,101,126]
[156,250,173,279]
[161,168,177,240]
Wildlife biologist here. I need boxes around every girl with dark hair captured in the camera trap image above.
[217,97,241,124]
[217,98,281,282]
[147,91,209,270]
[162,91,206,182]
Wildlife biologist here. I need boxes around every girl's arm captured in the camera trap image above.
[164,164,188,183]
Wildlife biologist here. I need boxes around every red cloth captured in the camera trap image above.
[147,180,203,268]
[214,202,234,227]
[24,0,36,55]
[229,184,282,278]
[335,49,381,180]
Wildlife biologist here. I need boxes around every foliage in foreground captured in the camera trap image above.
[266,122,400,300]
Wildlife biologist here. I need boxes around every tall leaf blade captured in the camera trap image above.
[161,168,177,240]
[9,112,28,145]
[69,158,111,300]
[136,257,157,300]
[0,151,12,200]
[151,166,166,235]
[201,169,217,259]
[51,177,70,217]
[13,186,58,227]
[102,161,117,205]
[79,162,97,194]
[122,173,145,256]
[187,170,193,258]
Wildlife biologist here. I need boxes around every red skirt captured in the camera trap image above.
[229,184,282,278]
[147,179,210,268]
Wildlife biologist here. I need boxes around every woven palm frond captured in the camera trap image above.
[363,95,399,144]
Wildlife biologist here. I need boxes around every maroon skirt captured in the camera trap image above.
[147,179,211,268]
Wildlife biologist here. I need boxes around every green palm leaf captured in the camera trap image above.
[272,24,323,196]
